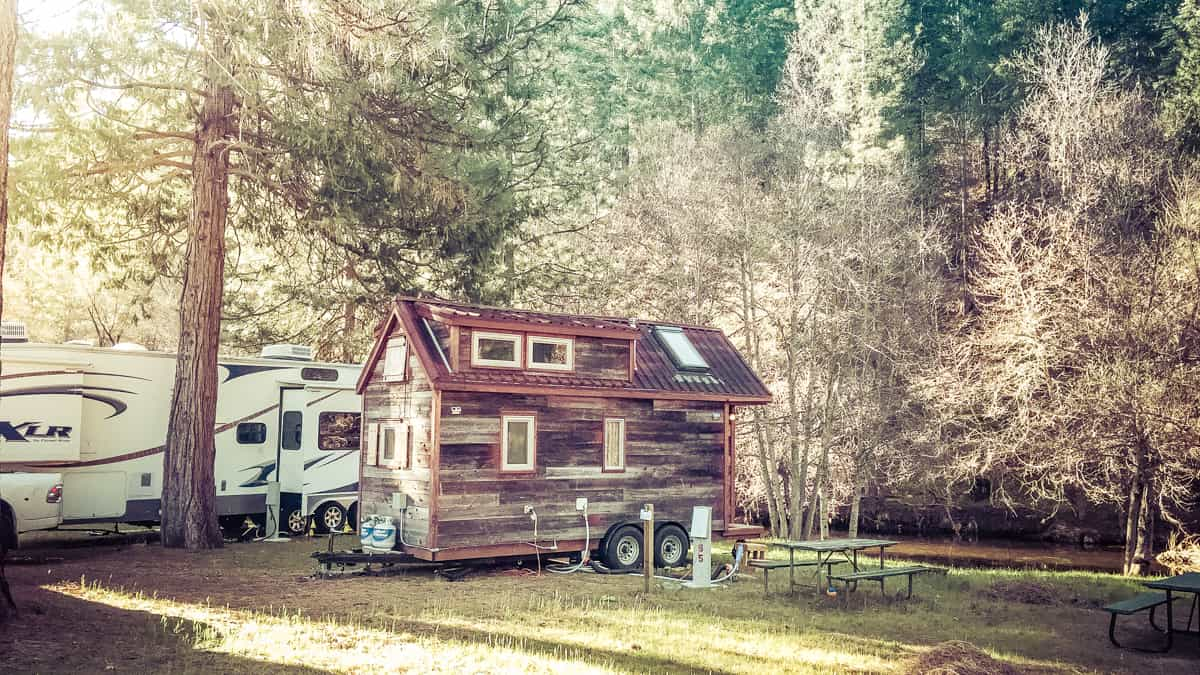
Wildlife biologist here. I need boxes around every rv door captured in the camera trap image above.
[274,387,307,526]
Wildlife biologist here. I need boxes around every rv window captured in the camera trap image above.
[281,411,302,450]
[527,336,573,371]
[301,367,338,382]
[237,422,267,445]
[603,418,625,471]
[501,415,536,472]
[472,331,522,368]
[383,336,408,380]
[318,412,361,451]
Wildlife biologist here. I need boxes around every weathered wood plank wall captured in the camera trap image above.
[435,392,725,550]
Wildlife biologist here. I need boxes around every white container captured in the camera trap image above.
[370,516,397,550]
[360,516,377,549]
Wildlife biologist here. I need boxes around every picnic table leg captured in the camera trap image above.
[907,573,913,599]
[789,548,795,596]
[879,545,885,569]
[1166,589,1174,651]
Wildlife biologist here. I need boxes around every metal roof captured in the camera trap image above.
[369,298,770,404]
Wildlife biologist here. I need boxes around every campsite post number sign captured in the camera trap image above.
[641,503,653,593]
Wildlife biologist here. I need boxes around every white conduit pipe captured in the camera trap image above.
[548,506,590,574]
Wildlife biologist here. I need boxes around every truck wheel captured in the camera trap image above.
[654,524,690,568]
[316,503,347,534]
[602,524,644,571]
[285,508,308,536]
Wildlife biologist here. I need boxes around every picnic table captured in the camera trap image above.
[1143,572,1200,651]
[766,538,899,594]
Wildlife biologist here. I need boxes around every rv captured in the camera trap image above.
[0,331,363,538]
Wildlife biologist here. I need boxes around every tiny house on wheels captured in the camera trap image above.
[356,298,771,570]
[0,326,362,538]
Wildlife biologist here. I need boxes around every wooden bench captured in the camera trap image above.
[748,558,845,594]
[1103,592,1177,651]
[828,565,934,599]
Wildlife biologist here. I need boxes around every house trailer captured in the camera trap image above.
[0,333,362,537]
[356,298,770,570]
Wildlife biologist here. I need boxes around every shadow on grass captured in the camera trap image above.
[0,584,333,674]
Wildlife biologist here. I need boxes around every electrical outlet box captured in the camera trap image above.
[392,492,408,511]
[575,497,588,511]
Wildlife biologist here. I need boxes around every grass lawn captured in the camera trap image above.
[1,534,1196,673]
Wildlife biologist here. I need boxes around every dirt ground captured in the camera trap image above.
[1,530,1197,674]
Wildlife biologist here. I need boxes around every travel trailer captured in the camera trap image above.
[355,298,770,569]
[0,325,362,538]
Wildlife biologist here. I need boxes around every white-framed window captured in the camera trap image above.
[383,335,408,380]
[369,420,410,469]
[501,414,536,472]
[603,418,625,471]
[472,331,522,368]
[527,335,574,371]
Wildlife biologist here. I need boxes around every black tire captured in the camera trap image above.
[602,524,644,571]
[284,507,308,536]
[347,502,358,530]
[315,502,347,534]
[0,503,17,551]
[654,524,690,568]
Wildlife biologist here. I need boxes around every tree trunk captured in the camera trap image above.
[848,479,863,539]
[739,257,781,537]
[160,31,234,550]
[0,0,17,624]
[1122,439,1157,576]
[340,263,358,363]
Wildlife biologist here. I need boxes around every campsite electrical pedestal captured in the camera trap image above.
[684,506,713,589]
[264,480,287,542]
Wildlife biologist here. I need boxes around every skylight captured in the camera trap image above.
[654,326,710,371]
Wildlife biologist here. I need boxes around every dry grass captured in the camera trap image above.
[1,534,1197,674]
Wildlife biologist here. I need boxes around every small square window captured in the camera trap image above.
[472,331,522,368]
[383,336,408,380]
[372,421,410,469]
[236,422,267,444]
[501,415,536,472]
[603,418,625,471]
[528,336,573,371]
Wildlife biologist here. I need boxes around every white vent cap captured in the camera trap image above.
[1,321,28,342]
[260,344,313,361]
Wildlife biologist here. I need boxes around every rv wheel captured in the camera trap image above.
[347,502,358,530]
[316,503,347,534]
[285,508,308,536]
[602,524,644,571]
[654,524,690,568]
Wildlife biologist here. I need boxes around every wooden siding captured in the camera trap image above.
[456,327,631,380]
[435,392,726,551]
[360,321,436,549]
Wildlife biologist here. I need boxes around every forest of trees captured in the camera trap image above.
[4,0,1200,572]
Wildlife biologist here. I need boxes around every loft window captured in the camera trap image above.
[236,422,267,444]
[472,331,522,368]
[383,336,408,380]
[501,415,536,472]
[654,325,709,371]
[603,418,625,471]
[527,335,573,371]
[318,412,361,451]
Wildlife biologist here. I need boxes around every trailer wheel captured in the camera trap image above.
[316,502,347,534]
[284,508,308,536]
[654,524,689,568]
[602,524,644,571]
[347,502,358,530]
[1,503,17,551]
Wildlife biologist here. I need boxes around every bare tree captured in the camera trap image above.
[0,0,16,623]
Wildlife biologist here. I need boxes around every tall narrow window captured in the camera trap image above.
[501,415,536,472]
[375,421,410,469]
[472,331,522,368]
[527,335,573,371]
[603,418,625,471]
[383,336,408,380]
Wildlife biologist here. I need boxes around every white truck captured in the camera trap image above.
[0,472,63,549]
[0,324,363,539]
